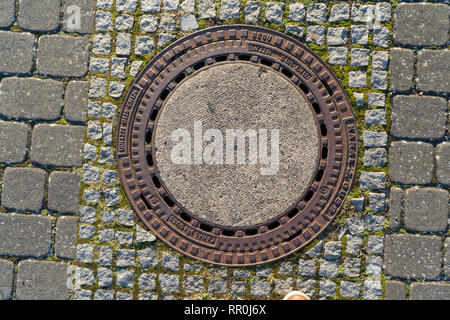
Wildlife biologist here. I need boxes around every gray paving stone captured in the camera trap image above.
[108,82,126,98]
[392,95,447,140]
[365,215,385,232]
[116,14,134,30]
[78,224,95,239]
[289,3,305,22]
[296,280,316,297]
[416,49,450,93]
[37,35,90,78]
[328,47,347,65]
[371,71,387,90]
[340,281,360,298]
[0,121,29,164]
[55,216,78,259]
[306,25,325,45]
[219,0,240,20]
[180,0,194,14]
[140,15,159,32]
[65,81,88,123]
[116,269,134,288]
[198,0,215,19]
[394,3,449,47]
[385,280,406,300]
[162,252,179,272]
[0,77,63,120]
[372,51,389,71]
[184,275,204,293]
[0,213,52,257]
[138,246,158,269]
[84,189,100,204]
[75,267,94,286]
[350,197,364,211]
[18,0,61,32]
[410,283,450,300]
[389,48,414,92]
[445,238,450,279]
[116,33,132,56]
[389,187,403,231]
[141,0,160,12]
[250,280,271,297]
[349,70,366,88]
[74,289,92,300]
[116,291,133,300]
[159,273,179,293]
[353,93,364,107]
[369,193,386,213]
[404,187,448,233]
[343,258,360,278]
[99,147,114,164]
[351,48,370,66]
[384,234,442,280]
[327,27,347,46]
[352,4,373,23]
[117,249,135,267]
[256,267,273,277]
[366,256,382,275]
[89,58,109,75]
[139,272,156,291]
[265,2,284,24]
[368,236,384,255]
[346,235,362,257]
[351,25,369,45]
[329,4,349,22]
[158,33,176,49]
[48,172,81,214]
[0,0,15,28]
[98,268,113,287]
[364,148,387,168]
[375,3,391,22]
[373,27,389,48]
[209,279,227,294]
[231,281,246,296]
[0,31,35,75]
[319,260,339,278]
[76,243,93,263]
[360,171,386,190]
[63,0,95,34]
[437,142,450,186]
[31,124,84,167]
[365,109,386,126]
[363,280,381,300]
[244,1,260,24]
[363,131,388,148]
[305,240,322,258]
[368,93,385,107]
[324,241,341,260]
[285,25,304,39]
[99,228,115,242]
[297,259,315,277]
[2,168,46,212]
[159,14,175,32]
[117,0,138,12]
[87,100,102,117]
[135,36,154,55]
[183,263,201,273]
[98,246,113,266]
[277,261,293,275]
[163,0,178,11]
[306,3,327,23]
[79,206,96,224]
[115,230,133,246]
[102,103,117,120]
[136,225,156,243]
[347,217,364,235]
[180,15,198,31]
[319,280,336,297]
[95,10,112,31]
[92,33,111,55]
[274,278,292,296]
[389,141,434,185]
[16,260,69,300]
[0,259,14,300]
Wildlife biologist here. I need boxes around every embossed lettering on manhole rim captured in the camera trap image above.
[117,25,358,266]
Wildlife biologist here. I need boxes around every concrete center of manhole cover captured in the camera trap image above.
[155,62,319,227]
[117,25,358,266]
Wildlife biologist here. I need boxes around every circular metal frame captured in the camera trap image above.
[116,25,358,266]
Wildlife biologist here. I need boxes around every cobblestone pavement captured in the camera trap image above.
[0,0,448,300]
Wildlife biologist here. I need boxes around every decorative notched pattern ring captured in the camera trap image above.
[116,25,358,266]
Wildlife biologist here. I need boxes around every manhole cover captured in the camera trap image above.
[117,25,358,266]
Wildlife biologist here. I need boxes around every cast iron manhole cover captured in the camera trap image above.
[117,25,358,266]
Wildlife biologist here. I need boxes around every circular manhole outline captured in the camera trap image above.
[117,25,358,266]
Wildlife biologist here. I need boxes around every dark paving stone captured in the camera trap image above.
[416,49,450,93]
[384,234,442,280]
[0,212,52,257]
[388,187,403,231]
[0,31,35,74]
[48,172,81,214]
[410,283,450,300]
[389,48,414,92]
[437,142,450,186]
[384,280,406,300]
[30,124,85,167]
[65,81,89,123]
[0,121,30,164]
[391,95,447,140]
[18,0,61,32]
[0,259,14,300]
[404,187,448,233]
[445,238,450,279]
[37,35,90,77]
[63,0,95,34]
[1,167,46,212]
[389,141,434,185]
[394,3,449,47]
[55,216,79,259]
[16,260,70,300]
[0,77,64,120]
[0,0,15,28]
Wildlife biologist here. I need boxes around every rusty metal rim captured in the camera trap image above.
[116,25,358,266]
